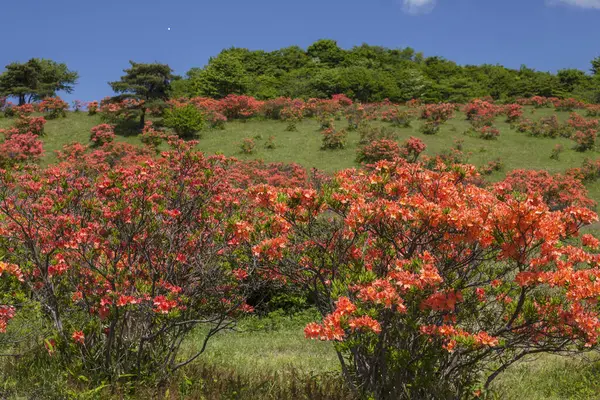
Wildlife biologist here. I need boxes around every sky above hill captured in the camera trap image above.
[1,0,599,102]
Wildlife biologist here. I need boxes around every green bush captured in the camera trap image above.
[163,105,205,138]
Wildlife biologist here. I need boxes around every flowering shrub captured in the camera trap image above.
[521,115,570,138]
[90,123,116,146]
[567,113,599,132]
[38,97,69,119]
[400,136,426,162]
[240,138,256,154]
[280,104,304,131]
[13,104,35,116]
[463,99,501,122]
[358,124,397,145]
[0,143,258,382]
[248,160,600,398]
[419,121,441,135]
[496,169,594,210]
[586,105,600,117]
[573,129,597,152]
[503,104,523,123]
[553,98,586,111]
[478,159,503,175]
[219,94,263,119]
[344,104,368,131]
[420,103,455,123]
[0,132,44,166]
[517,96,555,108]
[14,115,46,136]
[380,107,415,128]
[356,139,400,163]
[477,125,500,140]
[87,101,99,115]
[321,123,348,150]
[140,121,167,150]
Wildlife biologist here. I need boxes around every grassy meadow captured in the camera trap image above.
[3,108,600,399]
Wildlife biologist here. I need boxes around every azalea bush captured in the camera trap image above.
[245,160,600,399]
[321,123,348,150]
[358,124,397,145]
[0,142,259,383]
[90,123,116,146]
[573,129,597,152]
[356,139,400,164]
[0,132,44,166]
[38,97,69,119]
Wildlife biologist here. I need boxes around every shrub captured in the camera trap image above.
[420,103,455,123]
[503,104,523,123]
[356,139,400,163]
[140,121,167,150]
[14,115,46,136]
[344,104,367,130]
[87,101,99,115]
[419,121,441,135]
[219,94,263,119]
[381,108,415,128]
[0,143,257,384]
[0,132,44,165]
[264,135,276,150]
[478,158,503,175]
[280,104,304,132]
[38,97,69,119]
[249,161,600,399]
[477,126,500,140]
[321,124,348,150]
[400,136,426,162]
[163,104,205,138]
[90,123,116,146]
[358,124,397,145]
[553,98,585,111]
[241,138,256,154]
[550,144,564,160]
[573,129,597,152]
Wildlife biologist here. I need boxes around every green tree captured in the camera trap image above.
[109,61,174,127]
[307,39,346,67]
[190,51,250,98]
[0,58,78,105]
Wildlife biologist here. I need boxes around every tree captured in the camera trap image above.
[189,51,250,98]
[109,61,174,127]
[0,59,78,105]
[591,56,600,75]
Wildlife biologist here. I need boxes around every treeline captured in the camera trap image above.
[172,39,600,103]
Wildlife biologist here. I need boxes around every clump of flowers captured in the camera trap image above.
[87,101,99,115]
[356,139,400,163]
[38,97,69,119]
[573,129,597,152]
[400,136,427,162]
[90,124,116,146]
[477,126,500,140]
[321,123,348,150]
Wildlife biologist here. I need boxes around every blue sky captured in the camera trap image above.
[1,0,599,102]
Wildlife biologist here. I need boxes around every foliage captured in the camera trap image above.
[89,123,116,146]
[0,58,78,105]
[163,104,205,138]
[38,97,69,119]
[109,61,174,127]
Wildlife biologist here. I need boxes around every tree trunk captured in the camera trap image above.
[18,94,25,106]
[140,107,146,128]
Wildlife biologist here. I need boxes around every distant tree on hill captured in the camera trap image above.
[0,59,78,105]
[109,61,174,127]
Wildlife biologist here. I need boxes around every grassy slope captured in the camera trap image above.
[3,109,600,398]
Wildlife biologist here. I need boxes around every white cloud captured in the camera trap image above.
[402,0,437,14]
[552,0,600,8]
